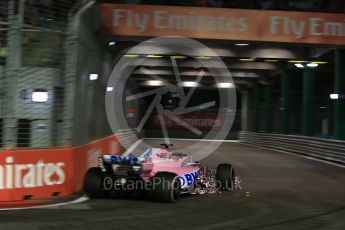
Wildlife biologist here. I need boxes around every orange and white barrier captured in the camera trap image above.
[0,135,122,202]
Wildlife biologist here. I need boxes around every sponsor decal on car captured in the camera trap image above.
[180,171,198,188]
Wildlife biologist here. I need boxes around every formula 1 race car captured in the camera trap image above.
[83,144,236,203]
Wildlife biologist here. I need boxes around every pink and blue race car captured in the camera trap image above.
[83,144,236,202]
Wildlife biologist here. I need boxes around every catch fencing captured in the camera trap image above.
[0,0,112,149]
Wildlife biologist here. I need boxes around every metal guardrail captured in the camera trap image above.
[239,131,345,166]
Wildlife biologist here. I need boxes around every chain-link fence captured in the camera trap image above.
[0,0,109,149]
[0,0,9,148]
[63,1,113,146]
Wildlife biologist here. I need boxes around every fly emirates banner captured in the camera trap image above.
[102,4,345,45]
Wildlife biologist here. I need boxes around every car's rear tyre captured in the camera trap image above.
[216,164,235,190]
[150,172,181,203]
[83,167,113,198]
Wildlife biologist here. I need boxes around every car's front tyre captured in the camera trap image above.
[216,164,235,190]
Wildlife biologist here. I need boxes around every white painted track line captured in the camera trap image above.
[143,138,239,143]
[0,196,89,211]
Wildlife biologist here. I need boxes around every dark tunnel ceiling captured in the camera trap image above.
[109,37,337,89]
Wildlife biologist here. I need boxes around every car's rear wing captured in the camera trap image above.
[101,155,146,166]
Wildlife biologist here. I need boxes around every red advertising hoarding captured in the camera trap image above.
[0,148,74,201]
[149,114,223,131]
[0,135,121,202]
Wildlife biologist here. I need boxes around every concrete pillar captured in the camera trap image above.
[3,0,24,148]
[334,49,345,140]
[281,71,291,134]
[264,84,273,133]
[241,91,249,131]
[63,1,96,146]
[253,85,260,132]
[302,68,315,136]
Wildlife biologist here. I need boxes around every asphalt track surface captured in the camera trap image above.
[1,140,345,230]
